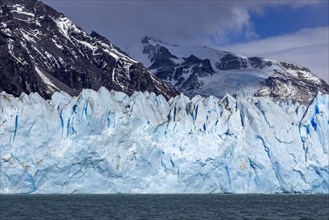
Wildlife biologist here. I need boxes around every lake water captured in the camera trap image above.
[0,194,328,219]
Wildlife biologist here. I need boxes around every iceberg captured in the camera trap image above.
[0,88,328,193]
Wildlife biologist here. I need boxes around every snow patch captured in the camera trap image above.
[11,4,35,17]
[34,66,59,91]
[51,39,63,50]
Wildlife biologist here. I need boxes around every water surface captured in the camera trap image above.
[0,194,328,219]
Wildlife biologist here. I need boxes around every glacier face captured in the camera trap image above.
[0,88,328,194]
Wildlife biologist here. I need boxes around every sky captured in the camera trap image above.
[44,0,329,83]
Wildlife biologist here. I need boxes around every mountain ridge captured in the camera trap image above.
[1,0,328,105]
[0,0,177,99]
[127,36,329,104]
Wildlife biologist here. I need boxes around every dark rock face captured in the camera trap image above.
[255,70,329,104]
[248,57,272,69]
[142,37,214,97]
[249,58,329,104]
[0,0,177,99]
[143,37,177,80]
[278,61,310,72]
[147,44,177,79]
[183,55,214,77]
[216,54,247,70]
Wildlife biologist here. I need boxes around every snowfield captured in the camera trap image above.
[0,88,328,193]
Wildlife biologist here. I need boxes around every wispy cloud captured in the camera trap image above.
[223,27,329,83]
[44,0,323,48]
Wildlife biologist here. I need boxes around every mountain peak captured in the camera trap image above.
[0,0,177,99]
[127,36,329,104]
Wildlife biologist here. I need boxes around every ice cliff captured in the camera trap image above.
[0,88,328,193]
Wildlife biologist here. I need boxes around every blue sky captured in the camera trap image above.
[221,1,328,83]
[226,1,329,45]
[252,3,328,37]
[44,0,328,82]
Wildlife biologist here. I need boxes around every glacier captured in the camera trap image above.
[0,88,328,194]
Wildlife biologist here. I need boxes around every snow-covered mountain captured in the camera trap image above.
[127,36,329,104]
[0,0,176,99]
[1,88,328,193]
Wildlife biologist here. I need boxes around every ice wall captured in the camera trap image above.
[0,88,328,193]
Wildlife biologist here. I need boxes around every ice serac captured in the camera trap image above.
[1,88,328,194]
[0,0,176,99]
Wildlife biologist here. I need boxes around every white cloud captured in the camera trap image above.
[44,0,322,48]
[222,27,329,83]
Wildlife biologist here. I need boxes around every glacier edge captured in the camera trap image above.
[0,88,328,194]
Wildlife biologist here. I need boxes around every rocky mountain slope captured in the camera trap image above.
[0,0,177,99]
[128,36,329,104]
[1,88,328,193]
